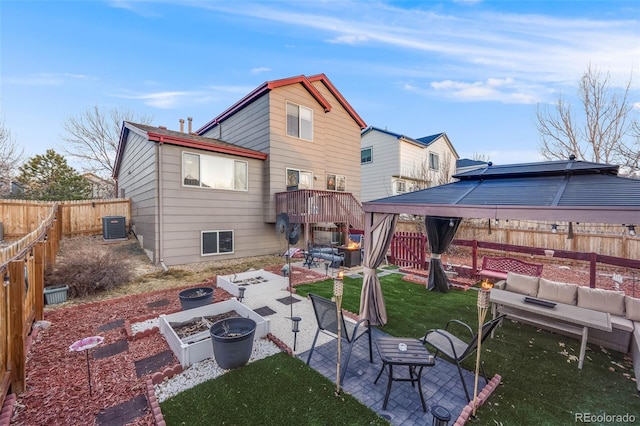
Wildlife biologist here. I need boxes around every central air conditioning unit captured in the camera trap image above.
[102,216,127,240]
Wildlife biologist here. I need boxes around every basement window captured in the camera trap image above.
[202,230,234,256]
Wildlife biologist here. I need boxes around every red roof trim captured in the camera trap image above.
[147,132,268,160]
[307,73,367,129]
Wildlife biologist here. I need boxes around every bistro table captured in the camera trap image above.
[374,336,435,412]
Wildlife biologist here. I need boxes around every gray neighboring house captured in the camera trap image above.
[114,73,367,266]
[360,126,459,202]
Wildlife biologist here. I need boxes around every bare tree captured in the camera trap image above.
[61,106,153,178]
[536,64,636,172]
[0,120,23,196]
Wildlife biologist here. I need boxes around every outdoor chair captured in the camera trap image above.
[306,293,373,385]
[422,314,506,402]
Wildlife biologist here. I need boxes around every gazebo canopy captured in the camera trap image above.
[358,159,640,325]
[363,159,640,225]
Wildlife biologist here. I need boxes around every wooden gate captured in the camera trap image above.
[389,231,427,270]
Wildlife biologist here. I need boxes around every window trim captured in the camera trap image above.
[286,101,313,141]
[361,147,373,164]
[201,230,234,256]
[182,151,248,191]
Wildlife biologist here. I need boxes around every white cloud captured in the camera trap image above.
[189,1,639,95]
[251,67,271,74]
[4,73,93,86]
[423,78,540,104]
[112,90,209,109]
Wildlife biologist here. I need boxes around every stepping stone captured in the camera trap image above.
[147,298,170,308]
[135,350,174,378]
[276,296,302,306]
[93,340,128,360]
[95,394,147,426]
[97,319,125,332]
[253,306,277,317]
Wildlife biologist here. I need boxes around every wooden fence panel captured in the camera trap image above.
[0,199,131,239]
[453,221,639,261]
[0,265,7,408]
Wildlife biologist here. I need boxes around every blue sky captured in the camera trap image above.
[2,0,639,170]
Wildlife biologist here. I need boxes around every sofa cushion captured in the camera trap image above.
[505,272,539,297]
[625,296,640,321]
[609,315,634,333]
[577,287,626,316]
[537,278,578,305]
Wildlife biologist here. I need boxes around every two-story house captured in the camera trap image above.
[114,74,366,266]
[360,126,459,202]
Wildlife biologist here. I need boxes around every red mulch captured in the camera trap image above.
[11,266,327,426]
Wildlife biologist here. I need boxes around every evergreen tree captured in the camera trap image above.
[17,149,91,200]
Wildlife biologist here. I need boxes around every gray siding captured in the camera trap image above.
[201,83,363,224]
[201,94,271,153]
[158,145,281,266]
[361,131,400,201]
[117,129,158,262]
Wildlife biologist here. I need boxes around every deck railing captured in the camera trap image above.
[275,189,364,230]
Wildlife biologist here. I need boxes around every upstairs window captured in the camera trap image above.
[183,152,248,191]
[395,180,406,194]
[361,147,372,164]
[429,152,439,171]
[286,102,313,141]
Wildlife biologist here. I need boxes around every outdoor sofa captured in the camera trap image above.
[494,272,640,392]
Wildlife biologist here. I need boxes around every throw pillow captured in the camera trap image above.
[577,287,626,316]
[625,296,640,321]
[505,272,539,297]
[537,278,578,305]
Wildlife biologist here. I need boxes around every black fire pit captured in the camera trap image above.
[338,246,361,267]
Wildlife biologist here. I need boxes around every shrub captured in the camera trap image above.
[45,240,132,298]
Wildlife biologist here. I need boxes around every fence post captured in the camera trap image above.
[589,252,597,288]
[472,240,478,273]
[8,260,25,394]
[34,242,45,321]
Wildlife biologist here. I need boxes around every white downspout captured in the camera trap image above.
[157,140,168,272]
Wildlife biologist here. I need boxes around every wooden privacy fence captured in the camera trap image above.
[0,198,130,239]
[0,203,60,406]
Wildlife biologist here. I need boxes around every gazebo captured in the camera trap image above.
[359,158,640,325]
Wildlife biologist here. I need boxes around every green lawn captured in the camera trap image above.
[161,272,639,425]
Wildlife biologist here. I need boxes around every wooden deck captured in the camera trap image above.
[275,189,364,230]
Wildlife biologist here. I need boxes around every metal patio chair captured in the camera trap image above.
[306,293,373,385]
[422,314,506,402]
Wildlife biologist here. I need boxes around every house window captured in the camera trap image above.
[429,153,439,171]
[395,180,406,194]
[183,152,248,191]
[202,230,234,256]
[286,168,313,189]
[286,102,313,141]
[326,174,346,191]
[361,147,372,164]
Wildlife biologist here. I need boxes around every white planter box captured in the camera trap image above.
[216,269,286,299]
[159,299,270,368]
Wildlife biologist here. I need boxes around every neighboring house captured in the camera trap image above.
[455,158,489,175]
[114,74,366,266]
[360,126,459,202]
[82,173,115,199]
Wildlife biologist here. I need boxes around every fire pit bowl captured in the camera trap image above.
[178,287,214,311]
[210,317,256,369]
